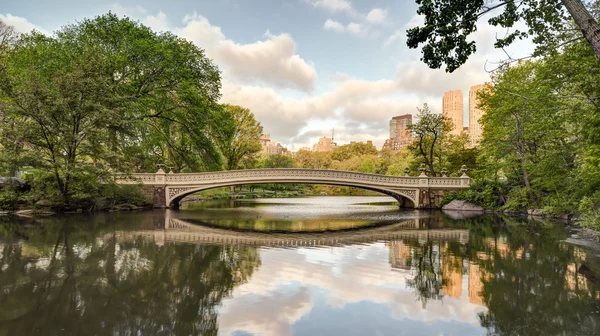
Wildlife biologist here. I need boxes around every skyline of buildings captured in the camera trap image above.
[259,133,288,155]
[261,82,490,152]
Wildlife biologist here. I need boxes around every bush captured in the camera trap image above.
[578,192,600,230]
[441,179,506,209]
[502,186,532,211]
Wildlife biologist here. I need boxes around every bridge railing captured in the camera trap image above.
[115,168,470,188]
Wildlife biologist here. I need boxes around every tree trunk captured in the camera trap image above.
[561,0,600,58]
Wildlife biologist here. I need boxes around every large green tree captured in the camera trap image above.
[408,103,452,176]
[407,0,600,72]
[0,14,225,206]
[215,104,263,170]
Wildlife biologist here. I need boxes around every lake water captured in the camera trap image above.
[0,196,599,335]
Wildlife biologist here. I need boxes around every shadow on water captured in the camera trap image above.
[0,203,598,335]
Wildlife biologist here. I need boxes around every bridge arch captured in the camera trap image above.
[167,181,417,209]
[115,168,471,209]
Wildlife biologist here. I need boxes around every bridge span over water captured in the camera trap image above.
[109,215,470,248]
[116,168,470,209]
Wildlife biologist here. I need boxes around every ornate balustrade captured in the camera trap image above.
[114,168,471,209]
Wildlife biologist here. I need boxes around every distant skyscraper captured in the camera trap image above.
[312,137,337,152]
[260,133,288,154]
[442,90,464,136]
[468,83,491,147]
[383,114,413,151]
[389,114,412,140]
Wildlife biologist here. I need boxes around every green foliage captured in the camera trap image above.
[215,105,263,170]
[260,154,296,168]
[442,179,506,209]
[578,192,600,229]
[0,13,228,209]
[331,142,377,161]
[0,182,19,210]
[406,0,600,72]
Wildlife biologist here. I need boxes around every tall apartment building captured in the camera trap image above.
[312,137,337,152]
[442,90,464,136]
[389,114,412,140]
[383,114,413,151]
[259,134,288,155]
[468,83,491,147]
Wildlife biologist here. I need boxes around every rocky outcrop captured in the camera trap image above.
[442,200,484,212]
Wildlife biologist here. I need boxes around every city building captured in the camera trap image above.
[442,90,464,136]
[259,134,288,155]
[389,114,412,140]
[383,114,413,152]
[468,83,491,147]
[312,137,337,152]
[389,240,411,271]
[442,243,463,298]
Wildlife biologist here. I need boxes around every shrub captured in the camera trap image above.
[441,179,506,209]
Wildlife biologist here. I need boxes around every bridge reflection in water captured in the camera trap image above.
[110,213,470,248]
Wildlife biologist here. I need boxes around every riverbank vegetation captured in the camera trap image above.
[411,1,600,229]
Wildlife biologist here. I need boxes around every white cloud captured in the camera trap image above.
[384,29,404,47]
[324,19,345,32]
[221,78,405,147]
[309,0,356,16]
[323,19,367,37]
[175,13,316,92]
[346,22,365,36]
[216,243,489,336]
[0,14,47,35]
[178,12,225,47]
[383,14,424,48]
[213,32,317,92]
[366,8,388,24]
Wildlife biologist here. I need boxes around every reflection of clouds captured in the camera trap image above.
[113,246,151,279]
[218,286,312,336]
[217,243,487,335]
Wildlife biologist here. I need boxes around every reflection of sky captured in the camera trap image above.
[217,243,487,336]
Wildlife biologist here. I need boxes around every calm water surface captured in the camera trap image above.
[0,196,599,336]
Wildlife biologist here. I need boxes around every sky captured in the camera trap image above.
[0,0,533,150]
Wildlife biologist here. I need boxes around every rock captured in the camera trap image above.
[527,209,545,216]
[443,210,483,220]
[442,200,484,212]
[559,213,572,221]
[503,210,520,215]
[15,209,34,215]
[94,198,111,211]
[35,199,53,208]
[0,211,9,215]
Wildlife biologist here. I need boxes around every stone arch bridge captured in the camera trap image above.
[115,168,470,209]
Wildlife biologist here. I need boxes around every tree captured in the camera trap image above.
[294,149,333,169]
[407,0,600,72]
[408,104,451,176]
[215,105,263,170]
[331,142,378,161]
[0,14,224,206]
[261,154,296,168]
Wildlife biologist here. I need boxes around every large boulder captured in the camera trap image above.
[442,200,484,212]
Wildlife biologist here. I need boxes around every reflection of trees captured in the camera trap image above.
[406,241,444,308]
[0,217,261,335]
[442,214,600,335]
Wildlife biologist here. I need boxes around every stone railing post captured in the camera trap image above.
[460,165,471,187]
[155,168,166,185]
[152,168,167,208]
